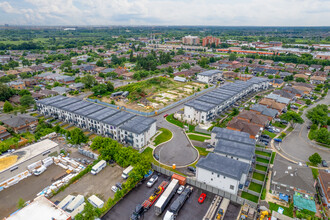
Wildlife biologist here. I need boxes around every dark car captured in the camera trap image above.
[130,204,144,220]
[260,134,270,140]
[116,182,122,190]
[307,125,311,129]
[188,166,196,173]
[153,154,159,160]
[322,160,328,167]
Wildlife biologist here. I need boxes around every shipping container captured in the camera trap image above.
[154,179,179,216]
[171,174,186,186]
[58,195,75,210]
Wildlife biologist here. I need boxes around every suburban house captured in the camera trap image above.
[236,110,270,127]
[318,170,330,208]
[196,153,250,195]
[293,74,309,80]
[7,81,25,90]
[282,86,304,97]
[227,118,262,139]
[269,79,285,88]
[259,98,286,112]
[264,94,291,105]
[0,125,11,140]
[1,115,38,133]
[272,90,296,100]
[250,104,278,120]
[310,76,327,84]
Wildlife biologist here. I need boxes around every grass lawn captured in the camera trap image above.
[248,182,262,193]
[268,202,293,217]
[166,114,184,128]
[272,122,287,129]
[256,157,269,164]
[195,146,210,157]
[191,131,211,136]
[255,164,268,172]
[188,134,211,142]
[287,127,294,132]
[253,172,265,181]
[154,128,172,146]
[270,152,276,164]
[311,167,319,179]
[141,147,187,176]
[241,192,259,203]
[262,130,276,139]
[255,150,271,157]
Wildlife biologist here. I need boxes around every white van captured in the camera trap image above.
[33,165,47,176]
[91,160,106,175]
[121,165,133,179]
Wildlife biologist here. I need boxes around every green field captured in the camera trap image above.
[255,150,271,157]
[248,182,263,193]
[241,192,259,203]
[166,114,184,128]
[253,172,266,181]
[255,164,268,172]
[268,202,293,217]
[154,128,172,146]
[188,134,211,142]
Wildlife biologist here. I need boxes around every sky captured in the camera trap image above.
[0,0,329,26]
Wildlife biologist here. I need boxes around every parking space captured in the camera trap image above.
[102,173,214,220]
[51,164,124,203]
[0,164,65,219]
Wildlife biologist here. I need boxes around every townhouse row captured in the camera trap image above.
[184,77,269,124]
[36,96,156,149]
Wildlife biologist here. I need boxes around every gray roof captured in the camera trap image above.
[212,127,256,146]
[74,104,106,117]
[250,104,278,118]
[197,153,250,181]
[198,70,222,76]
[2,114,37,128]
[37,95,67,105]
[50,97,80,108]
[185,100,215,112]
[214,139,255,161]
[119,116,156,134]
[87,108,119,121]
[61,101,93,113]
[266,93,290,104]
[196,95,225,105]
[102,111,136,127]
[272,155,316,194]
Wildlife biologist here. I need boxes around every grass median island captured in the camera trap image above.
[166,114,184,128]
[241,192,259,203]
[248,182,262,193]
[270,152,276,164]
[253,172,265,181]
[154,128,172,146]
[188,134,211,142]
[195,146,210,157]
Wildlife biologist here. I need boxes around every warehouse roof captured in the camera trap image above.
[120,116,156,134]
[197,153,250,181]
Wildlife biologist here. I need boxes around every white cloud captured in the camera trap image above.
[0,0,329,25]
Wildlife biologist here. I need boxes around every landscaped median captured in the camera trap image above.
[165,113,195,131]
[153,128,173,146]
[187,134,211,142]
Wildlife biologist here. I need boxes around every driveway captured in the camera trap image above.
[279,93,330,163]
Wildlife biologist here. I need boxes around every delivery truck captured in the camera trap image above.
[154,179,179,216]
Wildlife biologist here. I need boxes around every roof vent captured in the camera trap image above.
[288,166,292,170]
[285,171,288,174]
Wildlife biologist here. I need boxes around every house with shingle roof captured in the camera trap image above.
[1,114,38,133]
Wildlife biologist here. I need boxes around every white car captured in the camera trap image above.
[147,175,158,187]
[177,185,185,194]
[111,186,118,193]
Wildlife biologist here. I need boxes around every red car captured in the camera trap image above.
[163,114,168,118]
[198,193,206,203]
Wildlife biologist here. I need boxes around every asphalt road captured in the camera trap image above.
[279,93,330,163]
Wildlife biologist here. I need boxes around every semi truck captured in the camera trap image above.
[216,198,230,219]
[91,160,106,175]
[154,179,179,216]
[122,165,134,179]
[163,186,193,220]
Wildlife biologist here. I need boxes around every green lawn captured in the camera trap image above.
[311,167,319,179]
[270,152,276,164]
[191,131,211,136]
[241,192,259,203]
[195,146,210,157]
[272,122,287,129]
[166,114,184,128]
[268,202,293,218]
[253,172,266,181]
[255,150,271,157]
[154,128,172,146]
[255,164,268,172]
[262,130,276,139]
[248,182,262,193]
[256,157,269,164]
[188,134,211,142]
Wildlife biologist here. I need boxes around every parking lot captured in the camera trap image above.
[51,164,124,203]
[0,164,65,219]
[102,173,215,220]
[223,202,241,220]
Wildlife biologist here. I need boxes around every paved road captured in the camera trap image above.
[279,93,330,163]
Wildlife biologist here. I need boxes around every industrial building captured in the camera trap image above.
[184,78,269,124]
[36,96,156,149]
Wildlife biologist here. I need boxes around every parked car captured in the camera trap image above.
[198,193,206,203]
[245,180,250,187]
[206,144,214,148]
[187,166,196,173]
[322,160,328,167]
[153,154,159,160]
[260,134,270,140]
[116,182,122,190]
[111,186,118,193]
[274,138,282,142]
[307,125,311,129]
[177,185,185,195]
[163,114,168,118]
[147,175,158,187]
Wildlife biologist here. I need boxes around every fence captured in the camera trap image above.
[86,85,216,117]
[151,164,258,208]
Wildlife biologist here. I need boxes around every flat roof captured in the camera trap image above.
[102,111,136,127]
[87,108,119,121]
[197,153,250,181]
[196,95,225,105]
[6,195,71,220]
[49,97,81,108]
[198,70,222,76]
[61,100,93,112]
[214,139,255,160]
[119,116,156,134]
[37,95,67,105]
[74,104,106,117]
[185,100,216,112]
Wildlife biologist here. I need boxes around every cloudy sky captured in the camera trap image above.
[0,0,329,26]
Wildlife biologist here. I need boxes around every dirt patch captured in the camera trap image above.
[0,155,18,171]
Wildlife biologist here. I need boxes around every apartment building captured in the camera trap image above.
[202,36,221,47]
[182,35,200,45]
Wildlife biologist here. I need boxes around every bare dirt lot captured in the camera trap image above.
[0,164,65,219]
[102,173,214,220]
[51,164,124,203]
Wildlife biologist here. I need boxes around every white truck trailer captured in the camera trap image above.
[58,195,75,210]
[154,179,179,216]
[91,160,106,175]
[66,194,84,212]
[121,165,133,179]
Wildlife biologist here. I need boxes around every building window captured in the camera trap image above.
[212,172,214,175]
[217,174,219,178]
[230,185,234,190]
[211,178,213,181]
[223,176,226,179]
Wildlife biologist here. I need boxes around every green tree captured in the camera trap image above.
[229,53,237,61]
[305,99,311,105]
[18,89,31,96]
[69,128,88,145]
[17,198,26,209]
[283,75,293,82]
[268,75,274,79]
[92,84,108,96]
[20,95,35,107]
[0,83,15,101]
[21,59,30,67]
[107,81,114,92]
[306,104,328,126]
[96,59,104,67]
[280,111,304,126]
[74,202,98,220]
[314,128,330,145]
[308,153,322,166]
[3,101,14,112]
[81,74,97,89]
[295,77,306,83]
[60,60,72,69]
[197,57,210,68]
[181,63,191,69]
